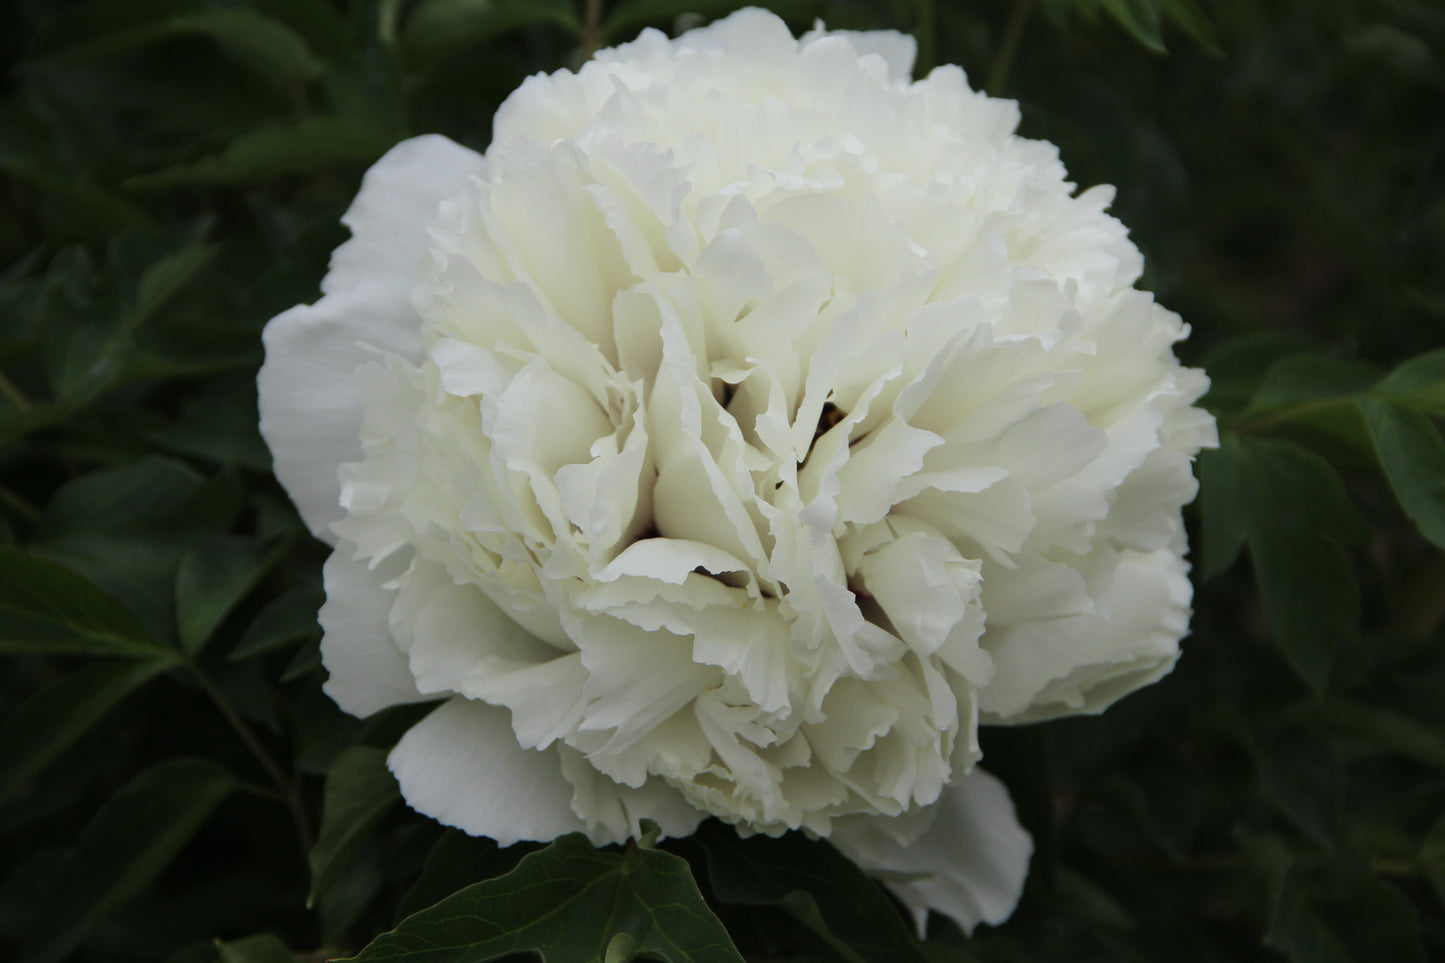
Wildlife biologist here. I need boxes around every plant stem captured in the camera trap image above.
[0,487,41,520]
[236,780,287,803]
[915,0,936,76]
[580,0,604,62]
[988,0,1036,96]
[187,660,315,856]
[1392,550,1445,639]
[0,367,30,411]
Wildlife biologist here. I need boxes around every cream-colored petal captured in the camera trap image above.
[389,697,588,845]
[318,546,425,718]
[259,135,485,540]
[831,769,1032,935]
[979,547,1191,722]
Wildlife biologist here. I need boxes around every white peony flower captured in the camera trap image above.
[258,7,1216,934]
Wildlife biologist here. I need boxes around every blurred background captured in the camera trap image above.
[1,2,1442,961]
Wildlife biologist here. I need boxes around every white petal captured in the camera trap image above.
[557,745,704,845]
[801,24,917,82]
[259,135,486,540]
[463,653,589,751]
[388,697,589,845]
[572,611,721,764]
[486,142,633,358]
[318,546,425,718]
[858,525,990,684]
[391,560,557,698]
[834,419,943,526]
[831,769,1032,935]
[671,7,799,62]
[979,547,1191,722]
[598,537,749,585]
[492,360,613,478]
[555,403,651,558]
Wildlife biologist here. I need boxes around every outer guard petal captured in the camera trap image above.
[388,697,590,846]
[979,547,1191,722]
[318,546,425,718]
[258,135,486,541]
[831,769,1032,935]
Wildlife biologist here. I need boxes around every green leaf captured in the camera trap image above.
[134,240,219,326]
[1157,0,1220,54]
[174,535,275,655]
[1236,355,1380,449]
[1198,436,1367,691]
[1249,724,1342,846]
[309,747,401,909]
[319,854,386,944]
[280,636,323,682]
[1199,331,1313,403]
[198,6,318,78]
[18,231,231,414]
[1052,865,1136,929]
[0,142,150,237]
[215,933,299,963]
[348,828,744,963]
[1359,398,1445,550]
[1288,697,1445,771]
[291,681,366,775]
[20,758,237,963]
[0,547,166,658]
[400,0,580,67]
[230,585,323,661]
[394,831,539,923]
[1421,813,1445,867]
[251,0,351,59]
[1097,0,1166,52]
[1247,355,1380,411]
[161,945,220,963]
[127,117,394,188]
[147,380,274,471]
[1267,855,1427,963]
[0,659,171,802]
[920,941,982,963]
[1197,436,1250,579]
[34,458,243,642]
[32,6,324,84]
[697,824,928,963]
[1373,348,1445,415]
[41,455,213,535]
[34,249,130,406]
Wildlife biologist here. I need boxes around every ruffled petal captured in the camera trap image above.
[979,546,1192,722]
[388,697,589,845]
[318,546,425,718]
[801,24,917,83]
[831,768,1032,935]
[557,745,704,844]
[258,135,486,540]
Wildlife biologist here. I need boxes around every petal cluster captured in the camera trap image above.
[259,8,1214,933]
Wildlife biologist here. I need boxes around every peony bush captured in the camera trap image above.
[259,8,1214,932]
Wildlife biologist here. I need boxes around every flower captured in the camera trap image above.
[258,7,1216,934]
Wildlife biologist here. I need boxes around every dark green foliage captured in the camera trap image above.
[2,1,1442,962]
[686,823,930,963]
[308,748,402,920]
[347,825,745,963]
